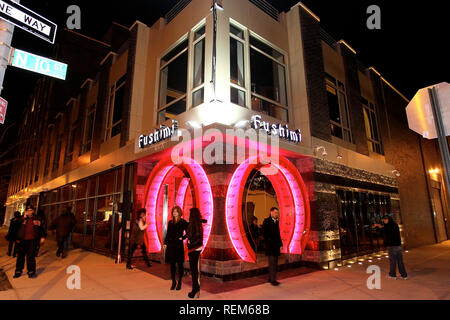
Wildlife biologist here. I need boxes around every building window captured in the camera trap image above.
[250,36,288,122]
[105,74,126,140]
[362,98,383,154]
[326,74,352,142]
[34,152,40,182]
[192,25,205,108]
[53,134,62,172]
[81,103,96,155]
[158,38,189,124]
[229,23,289,122]
[230,24,246,107]
[44,127,54,177]
[65,124,77,164]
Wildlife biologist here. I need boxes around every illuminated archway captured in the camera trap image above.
[143,157,213,253]
[225,156,310,263]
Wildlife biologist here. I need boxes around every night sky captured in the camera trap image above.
[0,0,449,151]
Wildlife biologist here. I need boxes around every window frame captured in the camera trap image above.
[362,97,383,154]
[105,74,126,141]
[229,20,290,122]
[326,73,352,143]
[157,34,189,125]
[81,103,97,155]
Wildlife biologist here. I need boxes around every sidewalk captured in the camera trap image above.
[0,227,449,300]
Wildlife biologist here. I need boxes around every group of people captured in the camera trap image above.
[126,206,205,299]
[4,205,77,279]
[5,203,408,294]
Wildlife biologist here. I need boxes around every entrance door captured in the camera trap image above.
[431,187,448,243]
[243,170,280,262]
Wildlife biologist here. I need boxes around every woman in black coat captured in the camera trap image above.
[163,206,188,290]
[186,208,205,299]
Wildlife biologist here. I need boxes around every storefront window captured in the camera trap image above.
[76,180,88,199]
[38,167,122,252]
[337,189,390,259]
[98,170,117,196]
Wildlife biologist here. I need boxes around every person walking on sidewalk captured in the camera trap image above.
[164,206,189,291]
[127,208,152,270]
[13,205,46,279]
[6,211,21,257]
[49,206,76,259]
[186,208,205,299]
[263,207,283,286]
[374,215,408,280]
[35,209,48,257]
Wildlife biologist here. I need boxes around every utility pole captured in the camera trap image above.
[0,0,19,96]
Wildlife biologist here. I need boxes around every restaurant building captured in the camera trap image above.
[5,0,449,278]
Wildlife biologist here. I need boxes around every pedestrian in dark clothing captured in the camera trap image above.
[249,216,260,251]
[6,212,22,257]
[14,205,46,279]
[49,206,76,259]
[263,207,283,286]
[127,208,152,269]
[35,209,48,257]
[374,215,408,279]
[164,206,189,291]
[186,208,205,299]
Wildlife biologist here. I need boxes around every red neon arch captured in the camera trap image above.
[143,157,214,253]
[225,156,310,263]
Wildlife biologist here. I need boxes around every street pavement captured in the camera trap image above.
[0,227,449,300]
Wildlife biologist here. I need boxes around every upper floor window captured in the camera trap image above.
[53,134,62,173]
[192,25,206,108]
[158,38,189,124]
[326,73,352,142]
[105,74,126,140]
[81,103,96,155]
[44,127,53,177]
[362,97,383,154]
[229,23,289,122]
[65,123,77,165]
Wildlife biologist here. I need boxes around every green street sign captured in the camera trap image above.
[11,48,68,80]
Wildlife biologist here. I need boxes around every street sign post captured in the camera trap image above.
[0,0,57,44]
[0,96,7,124]
[10,48,67,80]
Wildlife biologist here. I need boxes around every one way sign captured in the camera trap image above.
[0,0,57,44]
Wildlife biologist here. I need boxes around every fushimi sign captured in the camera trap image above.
[251,115,302,143]
[139,120,179,149]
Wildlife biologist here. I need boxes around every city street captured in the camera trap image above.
[1,227,449,300]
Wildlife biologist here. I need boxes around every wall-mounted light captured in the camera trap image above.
[429,168,440,175]
[71,185,77,188]
[314,146,328,157]
[392,170,401,177]
[337,154,343,160]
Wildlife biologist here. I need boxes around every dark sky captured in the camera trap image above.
[1,0,449,140]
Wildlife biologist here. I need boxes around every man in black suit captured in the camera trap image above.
[263,207,283,286]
